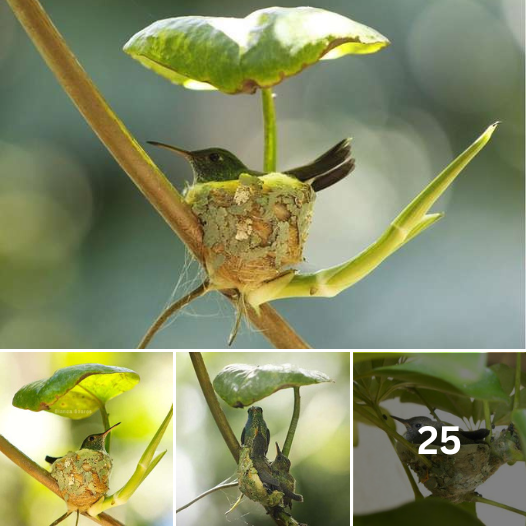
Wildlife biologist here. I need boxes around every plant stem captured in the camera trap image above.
[483,400,492,444]
[250,123,498,306]
[262,87,277,172]
[77,386,112,452]
[189,353,240,462]
[89,405,172,515]
[411,388,441,422]
[5,0,309,351]
[176,479,239,513]
[0,435,122,526]
[472,495,526,517]
[282,387,301,457]
[513,353,522,411]
[138,280,210,349]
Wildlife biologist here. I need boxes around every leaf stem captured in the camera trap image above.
[250,123,499,306]
[138,280,210,349]
[0,435,122,526]
[262,87,277,172]
[472,495,526,517]
[282,387,301,457]
[77,386,112,452]
[483,400,492,444]
[189,353,240,462]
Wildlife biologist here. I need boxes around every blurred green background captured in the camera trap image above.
[176,352,350,525]
[0,0,523,349]
[0,352,173,526]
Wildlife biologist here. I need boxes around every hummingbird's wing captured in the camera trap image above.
[241,427,246,446]
[45,455,61,464]
[257,469,281,487]
[283,138,355,192]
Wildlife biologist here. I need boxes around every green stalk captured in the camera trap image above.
[247,123,499,307]
[472,495,526,517]
[282,387,300,457]
[483,400,492,444]
[78,386,112,453]
[88,405,172,516]
[513,353,521,411]
[262,87,277,172]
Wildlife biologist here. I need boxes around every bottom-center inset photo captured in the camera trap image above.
[176,352,350,526]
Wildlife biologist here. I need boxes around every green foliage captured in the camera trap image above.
[364,353,508,403]
[123,6,389,94]
[213,363,332,407]
[12,364,140,419]
[355,499,485,526]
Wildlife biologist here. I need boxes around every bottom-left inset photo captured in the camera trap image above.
[0,351,173,526]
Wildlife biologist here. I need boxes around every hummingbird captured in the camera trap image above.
[250,428,282,488]
[271,442,303,508]
[45,422,121,464]
[241,406,270,455]
[391,415,489,445]
[147,138,355,191]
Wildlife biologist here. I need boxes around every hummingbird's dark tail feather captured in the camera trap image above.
[284,138,355,192]
[460,429,490,441]
[45,455,60,464]
[281,486,304,502]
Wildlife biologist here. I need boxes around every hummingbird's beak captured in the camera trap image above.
[391,415,411,428]
[275,442,281,455]
[102,422,121,437]
[147,140,193,160]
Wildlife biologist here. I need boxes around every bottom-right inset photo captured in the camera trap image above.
[354,352,526,526]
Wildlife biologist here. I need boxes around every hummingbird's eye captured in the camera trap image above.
[415,423,421,428]
[208,152,222,162]
[89,436,95,441]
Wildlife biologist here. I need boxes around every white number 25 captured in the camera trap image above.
[418,426,461,455]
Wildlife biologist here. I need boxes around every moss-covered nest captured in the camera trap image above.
[185,173,315,291]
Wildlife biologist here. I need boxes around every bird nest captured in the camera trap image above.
[237,445,284,507]
[50,450,112,511]
[185,173,315,292]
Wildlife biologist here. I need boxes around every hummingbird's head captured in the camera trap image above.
[81,422,121,452]
[391,416,437,440]
[273,442,291,471]
[247,406,264,422]
[147,141,249,184]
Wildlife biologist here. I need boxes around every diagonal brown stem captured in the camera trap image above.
[5,0,310,350]
[0,435,123,526]
[189,352,240,462]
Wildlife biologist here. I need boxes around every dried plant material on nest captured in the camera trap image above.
[50,449,113,511]
[186,173,315,292]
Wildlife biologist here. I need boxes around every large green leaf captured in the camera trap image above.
[213,363,332,407]
[12,364,140,419]
[353,352,406,363]
[399,388,474,421]
[355,499,485,526]
[364,354,508,402]
[123,7,389,94]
